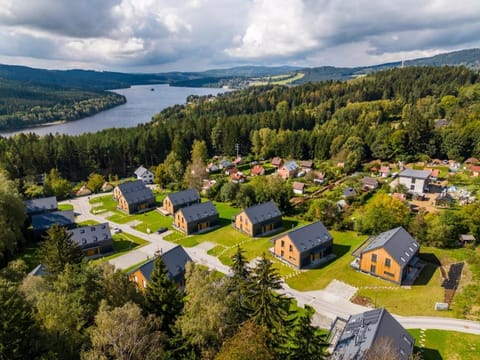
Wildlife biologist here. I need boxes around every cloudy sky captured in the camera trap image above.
[0,0,479,72]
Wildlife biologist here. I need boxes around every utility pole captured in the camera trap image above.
[235,143,239,158]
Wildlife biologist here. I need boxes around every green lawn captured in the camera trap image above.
[408,329,480,360]
[94,232,149,262]
[90,195,173,233]
[77,219,100,226]
[58,203,74,211]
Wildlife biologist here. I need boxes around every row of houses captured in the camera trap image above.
[25,196,114,258]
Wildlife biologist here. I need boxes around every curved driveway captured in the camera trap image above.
[64,195,480,334]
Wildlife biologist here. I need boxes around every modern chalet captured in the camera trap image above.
[67,223,114,258]
[352,227,421,285]
[113,180,156,214]
[134,165,154,184]
[128,245,192,291]
[272,221,333,269]
[398,169,432,194]
[174,201,219,235]
[233,200,282,237]
[163,189,201,215]
[24,196,58,216]
[329,308,414,360]
[31,210,76,235]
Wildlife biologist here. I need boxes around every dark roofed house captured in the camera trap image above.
[272,221,333,269]
[24,196,58,216]
[343,187,356,198]
[174,201,219,235]
[353,226,421,285]
[128,245,192,291]
[330,308,414,360]
[234,200,282,237]
[68,223,114,258]
[458,234,476,247]
[163,189,201,215]
[398,169,431,194]
[434,192,455,208]
[113,180,156,214]
[28,264,46,277]
[362,177,379,191]
[31,210,75,234]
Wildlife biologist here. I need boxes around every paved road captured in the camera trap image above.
[62,195,480,334]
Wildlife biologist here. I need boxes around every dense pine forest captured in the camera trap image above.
[0,78,126,130]
[1,66,479,181]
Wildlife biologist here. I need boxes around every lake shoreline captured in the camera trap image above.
[1,84,227,137]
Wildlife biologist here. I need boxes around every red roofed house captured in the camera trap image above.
[465,157,479,166]
[471,165,480,177]
[271,157,283,168]
[380,166,391,177]
[425,168,440,181]
[251,164,265,176]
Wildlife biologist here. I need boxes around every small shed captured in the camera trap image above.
[292,181,305,195]
[458,234,476,246]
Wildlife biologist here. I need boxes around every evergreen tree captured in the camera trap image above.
[39,224,85,275]
[0,279,41,360]
[287,305,328,360]
[224,247,252,336]
[245,254,295,356]
[144,255,184,334]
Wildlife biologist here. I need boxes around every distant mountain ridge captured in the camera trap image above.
[0,48,479,89]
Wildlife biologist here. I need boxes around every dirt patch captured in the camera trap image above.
[351,294,373,307]
[409,196,440,213]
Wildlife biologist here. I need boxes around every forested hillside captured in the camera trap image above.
[0,78,126,130]
[1,66,480,181]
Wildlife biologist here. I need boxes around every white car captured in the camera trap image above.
[112,227,122,234]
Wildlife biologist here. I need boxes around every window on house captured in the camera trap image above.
[93,236,97,242]
[82,238,87,245]
[289,245,293,252]
[370,265,376,273]
[281,240,285,247]
[280,250,284,257]
[80,229,85,234]
[385,258,391,267]
[410,184,415,190]
[371,253,377,262]
[384,271,394,277]
[403,335,412,346]
[91,227,96,232]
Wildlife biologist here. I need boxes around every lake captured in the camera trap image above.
[1,84,227,137]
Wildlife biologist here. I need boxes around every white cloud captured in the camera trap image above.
[226,0,318,58]
[0,0,480,70]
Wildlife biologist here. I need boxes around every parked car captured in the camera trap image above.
[157,227,168,234]
[112,227,122,234]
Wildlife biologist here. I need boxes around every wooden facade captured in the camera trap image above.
[359,247,402,284]
[272,221,333,269]
[234,201,282,237]
[113,180,156,214]
[174,202,218,235]
[163,189,200,215]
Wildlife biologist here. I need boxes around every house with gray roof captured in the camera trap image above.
[278,161,299,180]
[233,200,282,237]
[113,180,156,214]
[68,223,114,258]
[352,227,421,284]
[329,308,414,360]
[272,220,333,269]
[24,196,58,216]
[128,245,192,291]
[163,188,201,215]
[31,210,76,236]
[174,201,219,235]
[134,165,154,184]
[398,169,432,194]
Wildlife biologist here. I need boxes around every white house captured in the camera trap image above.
[134,166,154,184]
[398,169,431,194]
